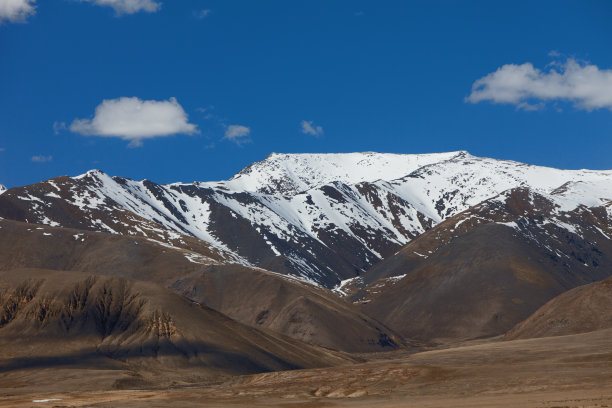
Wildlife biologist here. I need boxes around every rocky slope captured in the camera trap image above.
[0,219,224,284]
[1,151,611,287]
[0,219,401,352]
[172,264,405,352]
[0,268,353,377]
[350,188,612,343]
[505,275,612,340]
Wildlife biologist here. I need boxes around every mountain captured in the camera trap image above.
[0,218,227,284]
[222,151,461,194]
[0,218,401,352]
[350,188,612,343]
[172,264,404,352]
[1,151,612,404]
[1,151,611,287]
[505,275,612,340]
[0,268,352,378]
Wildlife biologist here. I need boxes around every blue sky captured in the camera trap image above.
[1,0,612,187]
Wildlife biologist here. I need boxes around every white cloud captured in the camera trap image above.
[70,97,198,147]
[467,58,612,111]
[31,155,52,162]
[301,120,323,137]
[80,0,161,15]
[224,125,251,145]
[195,9,211,19]
[0,0,35,23]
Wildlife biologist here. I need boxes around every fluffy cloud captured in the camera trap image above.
[70,97,198,147]
[31,155,52,162]
[224,125,251,145]
[0,0,35,23]
[301,120,323,137]
[467,58,612,111]
[80,0,160,15]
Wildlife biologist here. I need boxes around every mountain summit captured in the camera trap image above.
[218,151,469,194]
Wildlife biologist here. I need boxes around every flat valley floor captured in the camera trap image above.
[1,329,611,408]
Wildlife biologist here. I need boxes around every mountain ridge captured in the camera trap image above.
[348,186,612,342]
[1,151,611,287]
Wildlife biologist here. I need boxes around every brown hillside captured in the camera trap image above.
[0,219,219,285]
[173,264,405,353]
[358,224,570,343]
[505,276,612,340]
[0,268,353,378]
[0,219,402,352]
[353,189,612,344]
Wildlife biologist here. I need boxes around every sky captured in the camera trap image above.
[1,0,612,188]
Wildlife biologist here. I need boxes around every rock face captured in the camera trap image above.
[351,188,612,343]
[0,268,353,376]
[1,151,611,287]
[505,276,612,340]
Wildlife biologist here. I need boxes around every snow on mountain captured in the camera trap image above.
[205,151,465,194]
[1,151,611,287]
[347,183,612,342]
[549,179,612,211]
[0,184,5,195]
[382,152,612,221]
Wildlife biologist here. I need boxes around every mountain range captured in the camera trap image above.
[1,151,611,381]
[3,151,611,288]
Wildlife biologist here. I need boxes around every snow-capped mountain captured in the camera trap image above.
[349,186,612,342]
[213,151,463,194]
[1,151,611,287]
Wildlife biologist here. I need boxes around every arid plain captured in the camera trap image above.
[1,329,611,407]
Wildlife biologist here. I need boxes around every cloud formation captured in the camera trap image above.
[0,0,35,23]
[467,58,612,111]
[80,0,161,15]
[70,97,198,147]
[195,9,210,19]
[224,125,251,145]
[31,155,52,162]
[301,120,323,137]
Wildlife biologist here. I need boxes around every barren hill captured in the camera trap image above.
[352,189,612,343]
[0,268,353,378]
[173,264,405,352]
[505,275,612,340]
[0,219,401,352]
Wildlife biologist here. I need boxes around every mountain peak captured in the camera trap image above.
[74,169,108,180]
[225,151,469,194]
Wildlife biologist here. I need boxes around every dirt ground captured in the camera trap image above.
[1,329,611,408]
